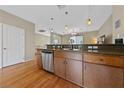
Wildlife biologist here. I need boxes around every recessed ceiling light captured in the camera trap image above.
[65,11,68,15]
[50,17,54,20]
[39,30,46,32]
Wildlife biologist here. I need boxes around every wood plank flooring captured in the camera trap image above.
[0,61,80,88]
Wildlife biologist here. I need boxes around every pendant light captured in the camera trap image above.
[65,25,68,30]
[87,6,93,26]
[64,11,69,33]
[49,17,54,32]
[87,18,92,25]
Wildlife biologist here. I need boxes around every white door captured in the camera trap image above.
[0,23,2,68]
[2,24,25,67]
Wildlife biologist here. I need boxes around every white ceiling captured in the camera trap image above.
[0,5,112,36]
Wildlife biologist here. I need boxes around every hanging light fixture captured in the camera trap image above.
[87,18,92,25]
[65,25,68,30]
[64,10,70,34]
[49,17,54,32]
[87,6,93,26]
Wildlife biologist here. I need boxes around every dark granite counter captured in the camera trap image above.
[82,50,124,56]
[38,48,124,56]
[46,44,124,56]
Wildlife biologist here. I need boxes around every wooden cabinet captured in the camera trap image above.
[54,50,82,61]
[84,53,124,67]
[54,51,83,86]
[54,51,124,88]
[54,57,66,79]
[66,59,83,86]
[84,53,124,88]
[84,63,123,88]
[35,49,43,69]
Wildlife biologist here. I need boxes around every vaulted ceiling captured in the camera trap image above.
[0,5,112,36]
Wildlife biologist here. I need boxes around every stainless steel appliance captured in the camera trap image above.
[41,50,54,73]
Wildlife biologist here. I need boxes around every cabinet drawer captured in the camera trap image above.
[84,53,124,67]
[54,51,82,61]
[54,50,67,58]
[66,52,82,61]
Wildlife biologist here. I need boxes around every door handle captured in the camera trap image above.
[3,48,7,50]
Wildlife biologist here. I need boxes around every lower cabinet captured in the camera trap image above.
[54,57,66,79]
[84,63,124,88]
[54,57,83,86]
[66,59,83,86]
[54,52,124,88]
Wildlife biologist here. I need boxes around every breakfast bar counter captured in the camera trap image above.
[35,44,124,88]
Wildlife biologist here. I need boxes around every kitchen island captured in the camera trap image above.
[35,44,124,87]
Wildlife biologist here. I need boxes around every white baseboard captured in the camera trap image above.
[25,59,34,62]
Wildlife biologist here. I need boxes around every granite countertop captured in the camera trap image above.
[82,50,124,56]
[37,48,124,56]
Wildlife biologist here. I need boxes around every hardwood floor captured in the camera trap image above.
[0,61,80,88]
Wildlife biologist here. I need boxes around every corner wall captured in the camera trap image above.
[35,33,50,48]
[97,15,113,44]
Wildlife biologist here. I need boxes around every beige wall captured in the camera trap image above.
[0,9,35,61]
[35,34,50,48]
[112,6,124,43]
[97,15,113,44]
[51,32,62,44]
[61,35,70,44]
[83,31,98,44]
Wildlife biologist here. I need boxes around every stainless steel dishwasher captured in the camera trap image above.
[41,50,54,73]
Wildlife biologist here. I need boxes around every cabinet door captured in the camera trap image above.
[66,59,83,86]
[54,57,66,79]
[84,63,123,88]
